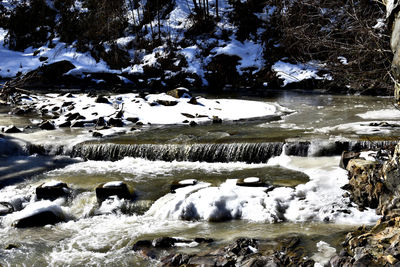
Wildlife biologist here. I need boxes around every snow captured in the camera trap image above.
[178,179,197,185]
[42,180,65,187]
[357,109,400,120]
[243,177,260,183]
[14,91,289,128]
[103,181,124,188]
[212,39,265,74]
[272,61,331,86]
[143,152,379,224]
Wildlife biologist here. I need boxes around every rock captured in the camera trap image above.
[92,132,103,138]
[188,97,198,105]
[39,120,56,130]
[152,237,178,248]
[181,113,195,118]
[166,87,191,98]
[95,182,134,203]
[340,151,361,169]
[71,121,86,128]
[108,118,124,127]
[4,125,22,133]
[156,99,178,106]
[36,181,70,200]
[170,179,198,192]
[95,117,106,127]
[0,202,14,216]
[95,96,110,104]
[59,121,71,128]
[66,113,85,121]
[4,244,19,250]
[344,158,383,210]
[132,240,153,251]
[126,117,139,123]
[212,116,222,124]
[189,121,197,127]
[13,210,66,228]
[62,101,74,107]
[161,253,191,266]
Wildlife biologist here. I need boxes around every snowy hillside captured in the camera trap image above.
[0,0,391,93]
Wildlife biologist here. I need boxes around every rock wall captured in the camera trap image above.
[332,143,400,266]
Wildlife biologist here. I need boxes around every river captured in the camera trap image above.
[0,92,396,266]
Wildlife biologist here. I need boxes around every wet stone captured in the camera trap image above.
[0,202,14,216]
[36,182,70,200]
[39,121,55,130]
[13,210,65,228]
[59,121,71,128]
[95,182,133,203]
[4,125,22,133]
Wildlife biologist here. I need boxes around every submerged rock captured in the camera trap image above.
[95,182,134,203]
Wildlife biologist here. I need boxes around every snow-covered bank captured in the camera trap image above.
[6,90,290,134]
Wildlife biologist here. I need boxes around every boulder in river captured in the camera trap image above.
[39,120,55,130]
[36,181,70,200]
[4,125,22,133]
[13,209,66,228]
[95,181,134,203]
[0,202,14,216]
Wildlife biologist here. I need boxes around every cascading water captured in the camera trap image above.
[69,140,397,163]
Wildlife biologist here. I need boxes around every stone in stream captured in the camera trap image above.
[39,120,55,130]
[170,179,198,192]
[212,116,222,124]
[4,125,22,133]
[59,121,71,128]
[12,209,66,228]
[95,182,134,203]
[36,181,71,200]
[0,202,14,216]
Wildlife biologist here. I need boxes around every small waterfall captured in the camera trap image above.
[70,143,285,163]
[69,140,399,163]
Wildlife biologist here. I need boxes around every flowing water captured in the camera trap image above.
[0,92,397,266]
